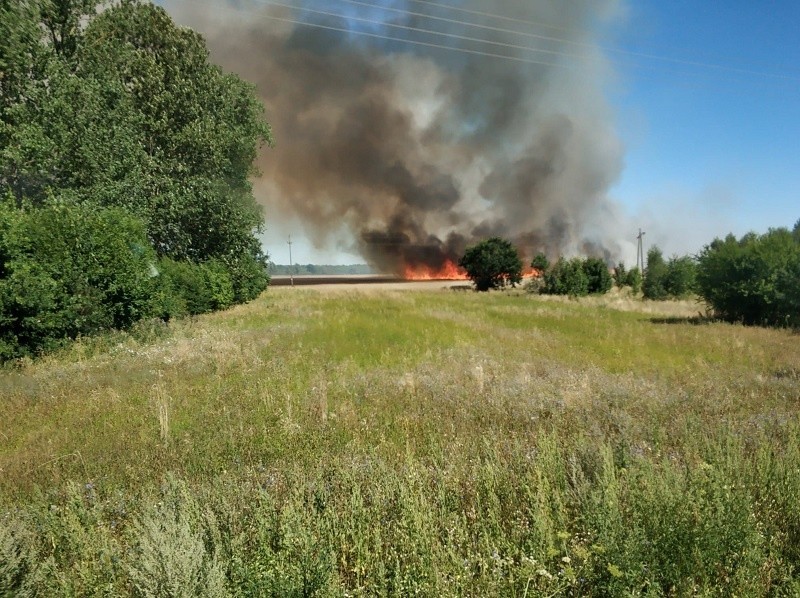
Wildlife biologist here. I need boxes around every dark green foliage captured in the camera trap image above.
[530,252,550,272]
[643,247,697,300]
[664,255,697,297]
[2,1,272,265]
[157,258,243,317]
[624,267,642,294]
[459,237,523,292]
[696,227,800,327]
[642,246,668,300]
[0,0,272,358]
[543,257,589,296]
[612,261,626,288]
[224,247,270,303]
[0,200,158,359]
[582,257,613,294]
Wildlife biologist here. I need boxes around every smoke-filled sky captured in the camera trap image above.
[162,0,800,269]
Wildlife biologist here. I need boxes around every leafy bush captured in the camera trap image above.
[696,227,800,326]
[582,257,613,294]
[224,248,270,303]
[459,237,523,292]
[0,200,159,359]
[624,267,642,294]
[543,257,589,296]
[0,515,38,597]
[127,477,227,598]
[664,255,697,298]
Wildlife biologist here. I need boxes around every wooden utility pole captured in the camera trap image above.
[287,235,294,287]
[636,229,646,273]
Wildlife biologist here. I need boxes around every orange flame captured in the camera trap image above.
[402,263,543,282]
[403,259,469,280]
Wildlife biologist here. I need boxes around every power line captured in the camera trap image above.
[247,7,800,93]
[185,1,800,91]
[403,0,577,34]
[256,13,567,68]
[324,0,800,83]
[259,0,594,63]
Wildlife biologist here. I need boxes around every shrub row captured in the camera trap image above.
[0,199,268,361]
[539,256,613,297]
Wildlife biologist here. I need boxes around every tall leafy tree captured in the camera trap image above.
[643,246,668,300]
[2,0,273,268]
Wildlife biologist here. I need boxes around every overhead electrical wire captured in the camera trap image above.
[258,0,594,62]
[323,0,800,83]
[402,0,577,34]
[198,0,800,89]
[257,12,565,68]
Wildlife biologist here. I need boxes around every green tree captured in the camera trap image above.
[664,255,697,298]
[613,261,627,288]
[543,257,589,297]
[643,246,668,300]
[582,257,613,294]
[2,0,273,272]
[625,267,643,294]
[696,228,800,327]
[459,237,523,292]
[531,252,550,272]
[0,1,45,117]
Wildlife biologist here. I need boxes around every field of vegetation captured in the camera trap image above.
[2,286,800,596]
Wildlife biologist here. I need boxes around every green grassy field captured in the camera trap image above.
[2,286,800,596]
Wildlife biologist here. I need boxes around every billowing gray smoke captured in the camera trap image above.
[165,0,625,274]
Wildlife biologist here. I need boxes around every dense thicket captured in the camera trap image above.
[695,225,800,327]
[543,257,589,296]
[0,0,272,359]
[643,246,697,300]
[0,199,159,359]
[541,256,612,297]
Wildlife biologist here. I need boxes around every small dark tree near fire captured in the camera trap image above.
[459,237,523,292]
[531,252,550,272]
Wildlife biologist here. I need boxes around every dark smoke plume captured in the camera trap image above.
[165,0,625,273]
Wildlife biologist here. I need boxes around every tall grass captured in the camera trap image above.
[1,287,799,595]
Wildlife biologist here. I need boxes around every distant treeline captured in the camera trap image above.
[526,220,800,328]
[269,264,374,276]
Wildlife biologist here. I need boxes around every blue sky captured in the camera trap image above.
[607,0,800,254]
[253,0,800,264]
